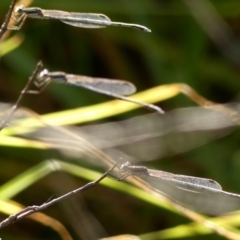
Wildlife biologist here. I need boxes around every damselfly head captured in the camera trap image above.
[120,161,131,171]
[15,5,25,13]
[38,69,49,78]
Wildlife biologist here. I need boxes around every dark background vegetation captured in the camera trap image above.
[1,0,240,239]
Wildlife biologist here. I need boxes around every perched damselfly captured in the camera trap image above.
[117,161,240,215]
[30,63,164,113]
[9,5,151,32]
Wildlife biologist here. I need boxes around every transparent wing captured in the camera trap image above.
[59,12,150,31]
[148,170,222,190]
[75,106,237,161]
[144,173,240,215]
[60,12,111,28]
[63,75,136,96]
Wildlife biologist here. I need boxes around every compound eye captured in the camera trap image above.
[39,69,49,78]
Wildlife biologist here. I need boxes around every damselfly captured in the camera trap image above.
[30,63,163,113]
[117,161,240,215]
[9,5,151,32]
